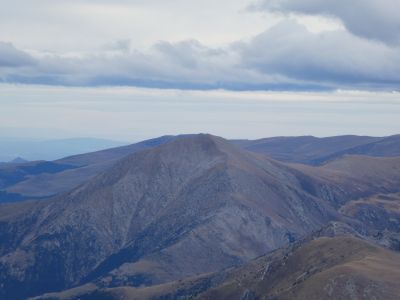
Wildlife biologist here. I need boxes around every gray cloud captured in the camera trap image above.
[0,42,35,67]
[238,21,400,88]
[1,19,400,91]
[251,0,400,45]
[1,39,278,90]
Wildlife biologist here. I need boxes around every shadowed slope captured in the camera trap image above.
[40,233,400,300]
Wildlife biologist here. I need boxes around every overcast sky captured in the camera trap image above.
[0,0,399,139]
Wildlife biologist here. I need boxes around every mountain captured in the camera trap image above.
[0,136,175,201]
[3,133,398,166]
[234,134,400,165]
[0,160,78,202]
[1,134,400,299]
[290,155,400,208]
[0,134,334,298]
[56,135,175,167]
[35,228,400,300]
[0,157,28,166]
[2,133,399,202]
[9,157,29,164]
[0,137,126,162]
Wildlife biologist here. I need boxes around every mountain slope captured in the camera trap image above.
[198,235,400,300]
[235,134,400,165]
[2,134,400,299]
[339,192,400,250]
[0,160,78,201]
[40,233,400,300]
[0,134,339,299]
[316,134,400,163]
[56,135,175,167]
[290,155,400,208]
[0,136,175,200]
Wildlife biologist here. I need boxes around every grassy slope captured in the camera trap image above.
[199,236,400,300]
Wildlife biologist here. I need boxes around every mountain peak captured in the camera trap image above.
[173,133,225,145]
[9,157,28,164]
[120,133,236,165]
[159,133,248,158]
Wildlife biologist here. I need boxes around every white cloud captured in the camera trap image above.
[1,1,400,91]
[2,19,400,91]
[0,0,273,51]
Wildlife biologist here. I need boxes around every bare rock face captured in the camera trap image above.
[1,134,400,299]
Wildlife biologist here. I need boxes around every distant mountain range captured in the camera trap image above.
[7,157,28,164]
[0,137,126,162]
[1,134,400,202]
[0,134,399,299]
[234,134,400,164]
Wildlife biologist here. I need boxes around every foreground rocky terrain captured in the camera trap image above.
[0,134,399,299]
[45,227,400,300]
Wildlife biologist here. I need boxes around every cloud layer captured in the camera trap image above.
[239,21,400,88]
[252,0,400,45]
[1,0,400,91]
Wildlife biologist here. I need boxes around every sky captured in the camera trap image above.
[0,0,399,140]
[1,85,399,141]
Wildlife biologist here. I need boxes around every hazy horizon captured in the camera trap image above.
[2,84,399,142]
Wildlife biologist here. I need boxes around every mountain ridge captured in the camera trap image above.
[0,134,399,299]
[1,133,399,202]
